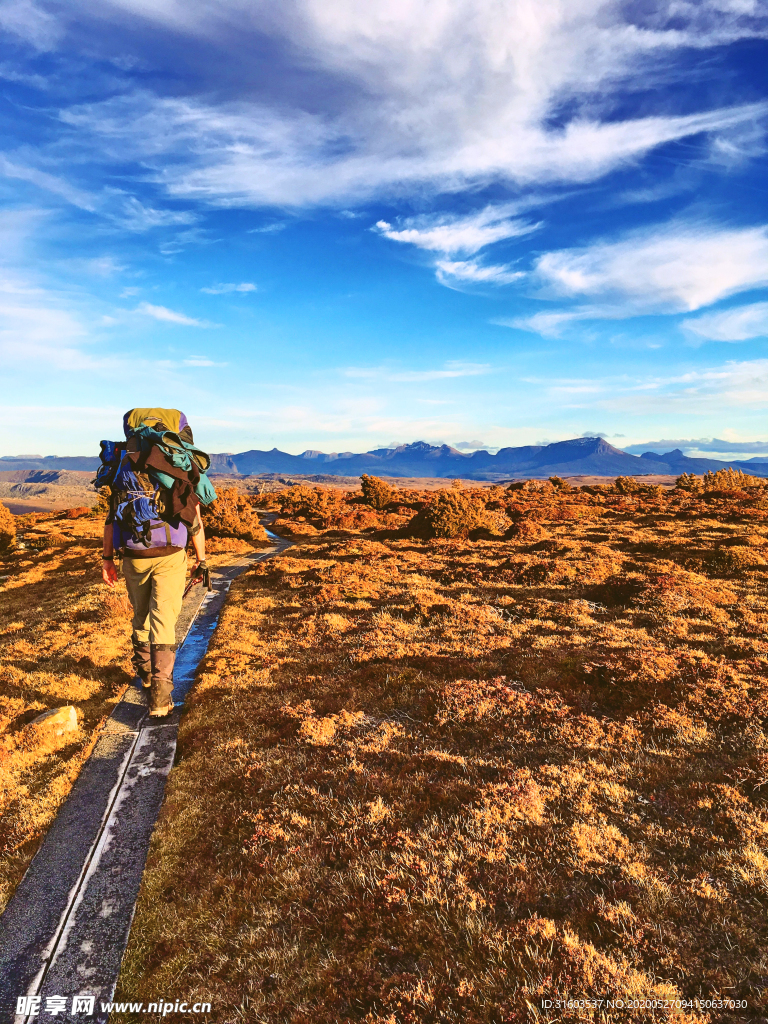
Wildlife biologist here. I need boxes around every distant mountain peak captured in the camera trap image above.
[641,448,685,461]
[9,436,768,482]
[402,440,435,451]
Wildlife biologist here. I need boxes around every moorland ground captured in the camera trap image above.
[105,476,768,1023]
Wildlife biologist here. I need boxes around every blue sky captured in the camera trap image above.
[1,0,768,459]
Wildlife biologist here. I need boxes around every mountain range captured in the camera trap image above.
[3,437,768,480]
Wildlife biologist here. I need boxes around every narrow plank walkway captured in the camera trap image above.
[0,531,291,1024]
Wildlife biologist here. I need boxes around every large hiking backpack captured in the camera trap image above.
[96,408,215,551]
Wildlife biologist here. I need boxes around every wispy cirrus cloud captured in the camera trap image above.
[552,359,768,414]
[0,0,61,50]
[435,259,524,289]
[374,206,533,289]
[182,355,227,367]
[374,206,539,256]
[344,361,490,383]
[682,302,768,342]
[0,155,98,211]
[201,282,257,294]
[58,93,768,210]
[136,301,218,327]
[498,308,605,337]
[534,221,768,312]
[114,195,196,231]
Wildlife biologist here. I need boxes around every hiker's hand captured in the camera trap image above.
[193,559,208,578]
[102,559,118,587]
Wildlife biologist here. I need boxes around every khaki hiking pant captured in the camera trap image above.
[123,549,187,646]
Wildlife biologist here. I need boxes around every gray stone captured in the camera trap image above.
[29,706,78,744]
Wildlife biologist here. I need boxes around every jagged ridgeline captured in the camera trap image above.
[4,437,768,480]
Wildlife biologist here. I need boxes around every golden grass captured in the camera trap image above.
[115,484,768,1020]
[0,512,134,911]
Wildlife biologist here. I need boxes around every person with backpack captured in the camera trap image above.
[99,408,216,718]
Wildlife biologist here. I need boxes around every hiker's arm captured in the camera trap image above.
[191,509,206,566]
[102,524,117,587]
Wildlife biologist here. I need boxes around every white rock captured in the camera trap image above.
[30,705,79,741]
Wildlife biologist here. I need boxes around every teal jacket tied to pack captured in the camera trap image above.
[131,425,217,505]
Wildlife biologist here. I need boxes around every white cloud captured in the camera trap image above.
[246,222,287,233]
[136,301,217,327]
[0,61,49,88]
[63,95,767,210]
[52,0,768,207]
[682,302,768,341]
[436,259,524,287]
[374,205,539,256]
[558,358,768,414]
[454,439,494,450]
[0,272,122,373]
[0,155,97,211]
[533,221,768,313]
[77,256,126,277]
[344,361,490,382]
[183,356,226,366]
[0,0,61,50]
[650,359,768,410]
[498,307,615,337]
[623,436,768,456]
[201,282,257,294]
[114,195,196,231]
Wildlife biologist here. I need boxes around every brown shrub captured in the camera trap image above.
[614,476,641,494]
[724,533,766,547]
[703,467,767,491]
[360,474,393,510]
[203,488,268,542]
[28,532,69,550]
[504,517,548,541]
[549,475,572,491]
[508,479,554,494]
[206,536,258,554]
[704,488,751,502]
[93,486,111,518]
[0,501,16,551]
[408,488,491,539]
[675,472,702,493]
[709,546,767,573]
[63,507,92,519]
[278,485,347,526]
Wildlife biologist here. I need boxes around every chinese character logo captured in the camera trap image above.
[15,997,40,1016]
[45,997,67,1016]
[71,996,95,1016]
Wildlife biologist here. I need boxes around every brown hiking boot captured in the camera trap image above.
[149,701,174,718]
[131,633,152,688]
[149,644,176,712]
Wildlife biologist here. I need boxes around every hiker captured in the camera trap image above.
[99,409,216,718]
